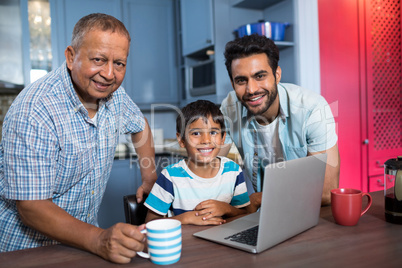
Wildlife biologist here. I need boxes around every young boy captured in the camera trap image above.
[144,100,250,225]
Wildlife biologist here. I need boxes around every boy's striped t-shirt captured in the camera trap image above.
[144,157,250,216]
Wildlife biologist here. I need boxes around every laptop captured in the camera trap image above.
[193,153,327,253]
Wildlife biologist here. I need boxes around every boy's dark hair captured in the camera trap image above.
[176,100,225,140]
[224,34,279,81]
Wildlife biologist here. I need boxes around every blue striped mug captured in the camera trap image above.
[137,219,182,265]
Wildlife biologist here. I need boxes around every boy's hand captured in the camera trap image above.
[175,211,226,225]
[194,200,231,220]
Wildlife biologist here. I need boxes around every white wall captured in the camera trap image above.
[293,0,321,94]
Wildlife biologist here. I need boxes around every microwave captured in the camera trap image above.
[186,59,216,97]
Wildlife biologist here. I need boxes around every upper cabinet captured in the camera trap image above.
[122,0,178,108]
[49,0,179,109]
[180,0,214,56]
[179,0,234,106]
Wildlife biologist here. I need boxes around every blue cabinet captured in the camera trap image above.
[180,0,214,56]
[98,159,141,228]
[122,0,178,107]
[49,0,178,109]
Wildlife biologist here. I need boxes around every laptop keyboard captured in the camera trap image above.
[224,225,259,246]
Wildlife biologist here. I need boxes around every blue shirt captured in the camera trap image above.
[144,157,250,216]
[220,83,337,192]
[0,62,145,251]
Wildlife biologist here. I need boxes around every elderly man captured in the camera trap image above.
[0,13,156,264]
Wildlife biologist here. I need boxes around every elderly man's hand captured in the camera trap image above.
[135,183,153,203]
[94,223,147,264]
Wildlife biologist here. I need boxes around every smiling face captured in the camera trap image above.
[177,116,226,169]
[65,29,129,106]
[231,53,282,124]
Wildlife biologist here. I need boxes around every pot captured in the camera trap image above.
[384,156,402,224]
[233,20,290,41]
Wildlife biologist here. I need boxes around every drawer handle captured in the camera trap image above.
[376,160,384,168]
[377,179,384,187]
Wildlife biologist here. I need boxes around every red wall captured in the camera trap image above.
[318,0,366,190]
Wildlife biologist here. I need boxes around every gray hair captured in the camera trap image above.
[71,13,131,50]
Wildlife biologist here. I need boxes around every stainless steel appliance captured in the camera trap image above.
[384,156,402,224]
[185,58,216,97]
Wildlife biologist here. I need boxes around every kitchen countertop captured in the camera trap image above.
[2,191,401,267]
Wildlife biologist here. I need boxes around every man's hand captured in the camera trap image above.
[94,223,147,264]
[136,183,153,203]
[247,192,262,213]
[131,118,158,203]
[16,199,147,264]
[308,144,340,206]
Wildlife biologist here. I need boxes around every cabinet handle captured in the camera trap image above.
[377,179,384,187]
[376,160,384,168]
[206,39,212,43]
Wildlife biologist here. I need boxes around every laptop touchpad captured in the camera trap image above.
[222,212,259,231]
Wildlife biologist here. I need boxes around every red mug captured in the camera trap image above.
[331,188,372,226]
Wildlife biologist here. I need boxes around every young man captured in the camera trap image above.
[220,34,340,210]
[144,100,250,225]
[0,14,156,264]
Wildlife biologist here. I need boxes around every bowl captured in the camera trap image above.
[234,21,290,41]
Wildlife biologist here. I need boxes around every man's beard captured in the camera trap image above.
[241,83,278,117]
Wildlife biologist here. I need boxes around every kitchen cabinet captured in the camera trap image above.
[179,0,240,105]
[318,0,402,192]
[180,0,214,56]
[122,0,178,108]
[98,159,140,228]
[0,0,25,87]
[49,0,179,109]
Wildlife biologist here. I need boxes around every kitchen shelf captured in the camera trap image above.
[231,0,285,10]
[275,41,294,48]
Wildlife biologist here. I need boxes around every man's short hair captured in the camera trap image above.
[224,34,279,81]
